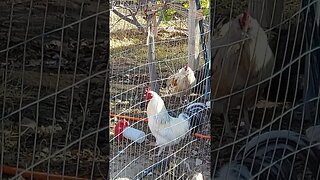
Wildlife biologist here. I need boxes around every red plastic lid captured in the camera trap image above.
[114,119,130,141]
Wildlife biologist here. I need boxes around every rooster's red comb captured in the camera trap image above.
[240,11,250,29]
[145,85,151,93]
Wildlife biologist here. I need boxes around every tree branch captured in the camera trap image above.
[112,9,146,33]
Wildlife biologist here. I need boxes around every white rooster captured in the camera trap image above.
[212,11,274,135]
[167,65,196,104]
[145,87,209,156]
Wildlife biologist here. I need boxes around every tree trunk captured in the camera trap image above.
[147,12,160,94]
[194,19,201,70]
[188,0,196,70]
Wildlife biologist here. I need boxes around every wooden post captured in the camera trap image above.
[194,18,200,70]
[146,2,160,94]
[248,0,284,29]
[188,0,196,70]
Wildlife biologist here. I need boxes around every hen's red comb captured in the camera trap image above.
[184,65,188,71]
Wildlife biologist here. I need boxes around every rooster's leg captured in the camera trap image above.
[186,89,191,103]
[184,96,189,104]
[183,91,190,104]
[157,146,165,156]
[149,146,164,159]
[168,146,174,155]
[223,113,232,136]
[180,96,184,104]
[180,92,186,104]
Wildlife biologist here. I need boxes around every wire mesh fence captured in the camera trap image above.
[211,0,320,179]
[0,1,108,179]
[109,0,211,179]
[1,0,319,179]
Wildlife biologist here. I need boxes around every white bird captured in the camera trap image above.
[145,87,209,156]
[167,65,196,104]
[212,11,274,135]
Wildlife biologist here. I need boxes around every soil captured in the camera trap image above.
[0,1,108,179]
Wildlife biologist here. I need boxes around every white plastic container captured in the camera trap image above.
[123,127,146,143]
[114,119,146,143]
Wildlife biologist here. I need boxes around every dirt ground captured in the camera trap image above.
[0,1,108,179]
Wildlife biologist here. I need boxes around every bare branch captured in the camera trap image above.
[112,9,146,33]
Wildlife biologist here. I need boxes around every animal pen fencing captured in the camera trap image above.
[0,1,108,179]
[109,0,211,179]
[211,0,320,179]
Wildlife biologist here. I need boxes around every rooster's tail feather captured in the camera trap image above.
[182,102,209,133]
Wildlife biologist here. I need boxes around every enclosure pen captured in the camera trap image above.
[0,1,108,179]
[211,0,320,179]
[109,0,211,179]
